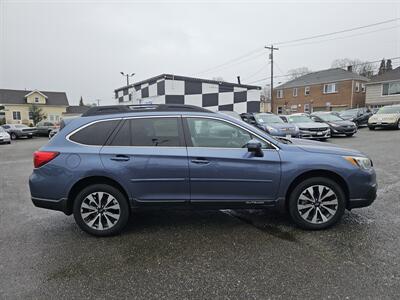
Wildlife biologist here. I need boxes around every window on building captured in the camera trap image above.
[13,111,21,120]
[277,89,283,99]
[277,107,283,114]
[323,83,337,94]
[293,88,298,97]
[361,83,366,92]
[34,97,39,103]
[382,81,400,96]
[304,103,310,113]
[28,111,33,120]
[355,82,360,92]
[305,86,310,95]
[291,105,298,112]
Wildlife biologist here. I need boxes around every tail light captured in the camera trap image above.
[33,151,59,168]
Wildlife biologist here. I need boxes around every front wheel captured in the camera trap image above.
[396,120,400,130]
[73,184,130,236]
[368,126,375,130]
[288,177,346,230]
[10,133,17,140]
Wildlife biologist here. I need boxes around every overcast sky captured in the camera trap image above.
[1,0,399,105]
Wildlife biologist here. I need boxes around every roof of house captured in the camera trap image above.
[367,67,400,84]
[0,89,69,106]
[65,105,91,114]
[276,68,370,89]
[115,73,261,92]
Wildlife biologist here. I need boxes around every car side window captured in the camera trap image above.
[186,118,268,148]
[109,117,183,147]
[69,120,120,145]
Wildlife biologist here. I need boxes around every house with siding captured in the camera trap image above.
[365,67,400,109]
[273,68,369,114]
[0,89,69,125]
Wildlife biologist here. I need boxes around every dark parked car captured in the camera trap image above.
[339,107,372,126]
[279,114,331,140]
[242,112,299,138]
[1,124,37,140]
[310,112,357,137]
[29,104,377,236]
[36,121,58,136]
[48,128,59,139]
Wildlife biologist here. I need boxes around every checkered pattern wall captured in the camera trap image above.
[115,76,261,114]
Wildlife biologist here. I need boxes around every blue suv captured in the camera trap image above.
[29,104,377,236]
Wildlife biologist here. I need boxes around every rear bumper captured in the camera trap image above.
[31,197,69,214]
[348,182,377,209]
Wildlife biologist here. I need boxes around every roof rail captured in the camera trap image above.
[81,104,212,117]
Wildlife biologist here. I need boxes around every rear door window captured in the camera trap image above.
[109,117,183,147]
[69,120,120,145]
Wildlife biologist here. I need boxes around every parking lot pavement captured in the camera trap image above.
[0,130,399,299]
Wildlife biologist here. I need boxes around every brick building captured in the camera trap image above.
[272,68,369,114]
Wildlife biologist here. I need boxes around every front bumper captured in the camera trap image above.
[368,121,397,128]
[271,131,300,138]
[348,183,377,209]
[330,127,357,135]
[299,129,330,139]
[0,137,11,143]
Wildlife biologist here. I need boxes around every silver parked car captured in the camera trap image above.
[1,124,37,140]
[279,113,331,140]
[0,126,11,144]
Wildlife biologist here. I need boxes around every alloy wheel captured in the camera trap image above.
[297,185,338,224]
[80,192,121,230]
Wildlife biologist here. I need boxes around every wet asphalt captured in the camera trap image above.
[0,128,399,299]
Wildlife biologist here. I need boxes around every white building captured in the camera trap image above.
[115,74,261,114]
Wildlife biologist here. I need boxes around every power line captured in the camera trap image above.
[280,24,400,48]
[246,56,400,85]
[193,47,264,76]
[274,18,400,46]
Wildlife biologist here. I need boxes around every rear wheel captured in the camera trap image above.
[73,184,130,236]
[10,133,17,140]
[288,177,346,230]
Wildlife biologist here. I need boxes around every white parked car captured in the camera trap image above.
[368,105,400,130]
[0,126,11,144]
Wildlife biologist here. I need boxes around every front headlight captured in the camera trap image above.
[266,125,278,133]
[343,156,372,170]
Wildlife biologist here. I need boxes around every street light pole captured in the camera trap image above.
[120,72,135,86]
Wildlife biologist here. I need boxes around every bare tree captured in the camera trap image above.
[331,58,375,78]
[287,67,312,80]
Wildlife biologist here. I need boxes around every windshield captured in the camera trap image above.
[376,106,400,114]
[340,109,357,117]
[287,115,313,123]
[15,125,28,128]
[255,113,284,124]
[315,114,343,121]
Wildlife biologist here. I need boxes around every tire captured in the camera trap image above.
[28,135,33,139]
[7,141,11,144]
[345,133,354,137]
[73,184,130,236]
[368,126,375,130]
[10,133,17,140]
[396,120,400,130]
[288,177,346,230]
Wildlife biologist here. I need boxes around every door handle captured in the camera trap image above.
[110,155,130,162]
[191,158,210,165]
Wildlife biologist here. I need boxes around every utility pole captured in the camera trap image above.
[96,99,101,106]
[120,72,135,86]
[265,45,279,112]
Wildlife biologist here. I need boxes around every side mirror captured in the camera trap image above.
[246,140,263,157]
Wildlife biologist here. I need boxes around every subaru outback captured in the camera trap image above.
[29,104,377,236]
